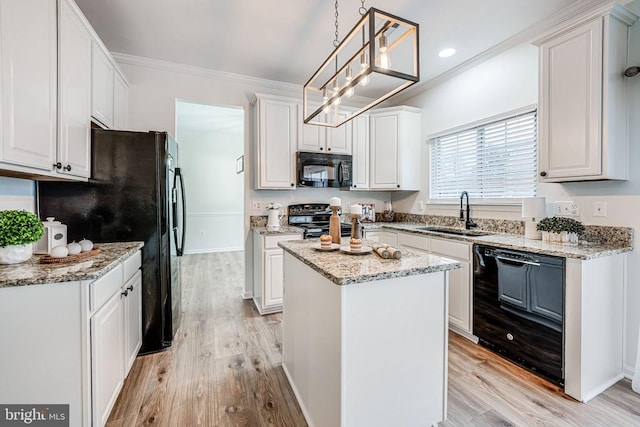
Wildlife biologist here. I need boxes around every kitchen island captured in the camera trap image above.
[279,240,461,427]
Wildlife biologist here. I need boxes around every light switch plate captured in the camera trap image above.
[593,201,607,217]
[554,201,579,216]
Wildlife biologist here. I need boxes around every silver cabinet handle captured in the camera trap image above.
[496,255,540,267]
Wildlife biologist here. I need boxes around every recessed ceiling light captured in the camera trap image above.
[438,48,456,58]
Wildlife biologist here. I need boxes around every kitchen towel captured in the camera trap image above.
[633,323,640,393]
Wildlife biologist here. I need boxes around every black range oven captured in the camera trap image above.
[287,203,351,239]
[473,244,565,385]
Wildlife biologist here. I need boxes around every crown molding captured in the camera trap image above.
[392,0,630,105]
[112,52,302,93]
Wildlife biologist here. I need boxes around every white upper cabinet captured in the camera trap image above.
[92,42,115,129]
[369,106,421,190]
[536,4,637,182]
[0,0,128,180]
[58,0,92,179]
[299,110,352,155]
[351,114,369,190]
[0,0,57,173]
[113,71,129,130]
[255,93,298,189]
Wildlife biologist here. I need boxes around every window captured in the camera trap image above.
[429,109,537,202]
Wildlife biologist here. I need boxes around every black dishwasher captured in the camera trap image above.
[473,244,565,385]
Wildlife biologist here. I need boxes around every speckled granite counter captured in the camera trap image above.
[374,223,632,260]
[279,239,460,286]
[252,225,304,235]
[0,242,144,288]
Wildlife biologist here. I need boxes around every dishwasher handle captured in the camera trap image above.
[495,255,540,267]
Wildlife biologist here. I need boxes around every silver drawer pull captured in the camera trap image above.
[496,255,540,267]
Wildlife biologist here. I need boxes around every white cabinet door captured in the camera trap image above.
[91,42,114,129]
[91,291,125,427]
[448,261,472,332]
[113,71,128,130]
[539,18,602,180]
[326,112,352,154]
[58,0,92,178]
[256,95,297,189]
[370,113,400,189]
[537,6,635,182]
[0,0,57,172]
[300,122,326,152]
[123,270,142,373]
[351,114,369,190]
[264,249,284,308]
[397,232,429,252]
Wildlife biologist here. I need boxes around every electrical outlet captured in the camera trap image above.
[554,201,579,216]
[252,201,261,211]
[593,201,607,217]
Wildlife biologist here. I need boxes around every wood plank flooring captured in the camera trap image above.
[107,252,640,426]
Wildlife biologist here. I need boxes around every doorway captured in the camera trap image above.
[175,100,244,253]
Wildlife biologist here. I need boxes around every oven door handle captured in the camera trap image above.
[495,255,540,267]
[337,161,343,186]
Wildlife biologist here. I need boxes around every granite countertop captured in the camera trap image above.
[279,239,460,286]
[252,225,304,235]
[0,242,144,288]
[379,223,632,260]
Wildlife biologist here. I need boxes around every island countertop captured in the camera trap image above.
[279,239,460,286]
[0,242,144,288]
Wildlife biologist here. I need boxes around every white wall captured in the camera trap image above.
[0,177,35,212]
[116,55,391,298]
[396,8,640,378]
[176,102,244,253]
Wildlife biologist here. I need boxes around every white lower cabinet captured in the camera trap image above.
[363,229,398,246]
[91,287,125,427]
[253,231,303,314]
[0,249,142,427]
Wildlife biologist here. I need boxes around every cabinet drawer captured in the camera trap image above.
[430,238,471,261]
[264,234,303,249]
[90,264,123,312]
[398,232,429,251]
[123,251,142,282]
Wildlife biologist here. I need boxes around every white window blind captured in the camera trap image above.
[429,110,537,201]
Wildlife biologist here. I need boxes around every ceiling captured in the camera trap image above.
[75,0,585,88]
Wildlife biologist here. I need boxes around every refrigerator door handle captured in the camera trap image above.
[173,167,186,256]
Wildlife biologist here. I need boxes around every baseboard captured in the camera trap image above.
[579,373,626,403]
[623,364,635,380]
[282,364,314,427]
[241,291,253,300]
[449,325,479,343]
[183,246,244,254]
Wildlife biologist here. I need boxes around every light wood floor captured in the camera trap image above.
[107,252,640,426]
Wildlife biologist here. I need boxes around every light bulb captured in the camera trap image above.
[380,52,391,69]
[332,80,341,106]
[359,52,370,86]
[345,67,355,97]
[379,34,391,69]
[322,88,330,114]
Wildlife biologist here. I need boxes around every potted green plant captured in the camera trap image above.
[0,210,44,264]
[536,216,585,244]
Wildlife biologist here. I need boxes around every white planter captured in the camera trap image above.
[541,231,578,244]
[0,243,34,264]
[267,209,280,230]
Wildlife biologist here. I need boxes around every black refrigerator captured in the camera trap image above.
[37,129,186,354]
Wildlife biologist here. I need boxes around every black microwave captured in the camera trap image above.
[297,152,352,188]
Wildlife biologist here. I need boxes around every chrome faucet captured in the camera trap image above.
[459,191,477,230]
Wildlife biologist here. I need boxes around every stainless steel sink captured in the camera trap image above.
[415,226,493,237]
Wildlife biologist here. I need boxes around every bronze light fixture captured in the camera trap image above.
[303,5,419,128]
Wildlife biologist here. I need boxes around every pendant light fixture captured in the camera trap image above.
[303,0,419,128]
